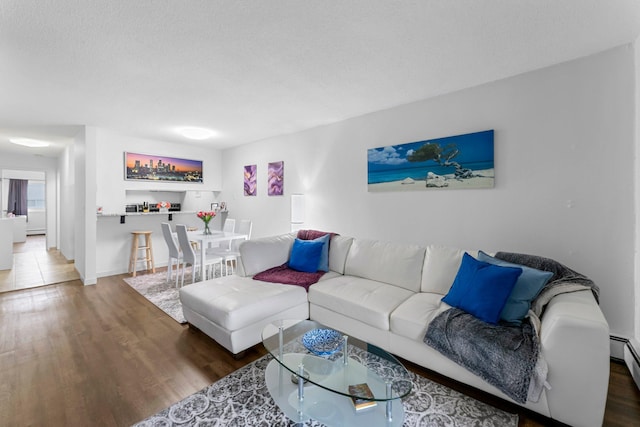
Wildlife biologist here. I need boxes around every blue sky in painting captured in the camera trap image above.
[367,130,494,184]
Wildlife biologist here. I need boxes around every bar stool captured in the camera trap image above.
[129,231,155,276]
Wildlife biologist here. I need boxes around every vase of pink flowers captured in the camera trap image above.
[157,201,171,213]
[197,211,216,235]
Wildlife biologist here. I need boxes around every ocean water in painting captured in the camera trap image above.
[367,130,494,185]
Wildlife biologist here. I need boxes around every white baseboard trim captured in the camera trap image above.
[624,343,640,390]
[610,335,640,391]
[610,335,627,360]
[97,261,169,279]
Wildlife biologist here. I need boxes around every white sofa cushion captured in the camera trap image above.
[238,233,295,276]
[344,239,425,292]
[179,276,308,331]
[308,276,414,330]
[328,235,353,274]
[318,270,342,281]
[421,245,479,294]
[390,292,452,341]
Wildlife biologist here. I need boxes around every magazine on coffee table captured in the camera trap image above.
[348,383,377,411]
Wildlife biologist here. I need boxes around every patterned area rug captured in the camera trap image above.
[133,354,518,426]
[123,267,210,324]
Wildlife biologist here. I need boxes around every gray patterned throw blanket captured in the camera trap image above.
[425,308,538,403]
[424,252,599,404]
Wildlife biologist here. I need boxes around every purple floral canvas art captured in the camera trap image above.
[244,164,257,196]
[268,161,284,196]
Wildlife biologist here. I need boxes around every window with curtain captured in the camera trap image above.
[7,179,28,216]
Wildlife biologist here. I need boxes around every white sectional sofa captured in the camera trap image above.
[179,233,610,427]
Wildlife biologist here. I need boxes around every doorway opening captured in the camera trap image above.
[0,170,79,293]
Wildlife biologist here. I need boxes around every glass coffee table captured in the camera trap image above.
[262,319,413,426]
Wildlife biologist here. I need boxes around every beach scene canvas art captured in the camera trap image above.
[367,130,494,192]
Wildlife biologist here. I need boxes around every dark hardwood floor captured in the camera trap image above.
[0,273,638,426]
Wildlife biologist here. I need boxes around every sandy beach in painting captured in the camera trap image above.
[368,169,494,191]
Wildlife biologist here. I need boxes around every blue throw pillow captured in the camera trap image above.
[442,253,523,324]
[477,251,553,324]
[311,234,331,272]
[289,238,324,273]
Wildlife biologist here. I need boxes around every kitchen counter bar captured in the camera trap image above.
[98,211,195,217]
[97,210,228,217]
[95,210,227,277]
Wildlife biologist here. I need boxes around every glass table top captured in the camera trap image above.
[262,319,413,403]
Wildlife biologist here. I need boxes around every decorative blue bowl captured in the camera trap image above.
[302,328,344,356]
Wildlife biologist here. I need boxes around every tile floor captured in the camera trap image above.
[0,235,80,293]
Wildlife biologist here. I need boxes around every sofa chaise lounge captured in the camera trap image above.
[179,232,609,427]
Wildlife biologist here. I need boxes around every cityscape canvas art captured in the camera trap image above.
[125,152,203,182]
[244,164,257,196]
[268,161,284,196]
[367,130,494,192]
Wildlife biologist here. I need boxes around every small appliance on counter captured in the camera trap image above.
[149,203,181,212]
[125,202,181,213]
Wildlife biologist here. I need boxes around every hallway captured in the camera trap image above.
[0,235,79,293]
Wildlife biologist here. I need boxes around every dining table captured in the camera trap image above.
[186,229,249,281]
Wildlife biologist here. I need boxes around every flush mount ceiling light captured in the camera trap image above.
[177,127,217,140]
[9,138,51,147]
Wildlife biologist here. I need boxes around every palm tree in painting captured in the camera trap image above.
[407,142,475,181]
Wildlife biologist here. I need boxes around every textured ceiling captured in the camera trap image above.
[1,1,640,157]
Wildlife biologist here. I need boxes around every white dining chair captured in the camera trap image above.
[176,224,224,286]
[207,218,236,250]
[208,219,252,275]
[161,222,182,287]
[223,218,236,234]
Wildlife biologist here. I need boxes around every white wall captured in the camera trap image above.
[58,144,75,260]
[93,129,224,277]
[73,128,89,283]
[220,45,636,338]
[95,128,223,215]
[635,39,640,347]
[26,210,45,235]
[0,153,57,249]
